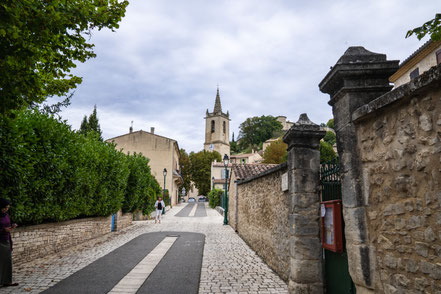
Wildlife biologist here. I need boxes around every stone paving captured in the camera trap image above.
[4,203,288,294]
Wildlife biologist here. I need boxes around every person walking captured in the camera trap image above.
[0,198,18,287]
[154,197,165,224]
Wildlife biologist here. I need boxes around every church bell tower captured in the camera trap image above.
[204,87,230,157]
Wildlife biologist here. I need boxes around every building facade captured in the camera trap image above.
[204,88,230,158]
[107,128,182,207]
[389,39,441,87]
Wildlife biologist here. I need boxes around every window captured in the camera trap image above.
[223,121,226,133]
[221,169,229,179]
[409,68,419,80]
[211,120,215,133]
[437,49,441,65]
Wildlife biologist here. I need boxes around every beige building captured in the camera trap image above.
[390,39,441,87]
[262,115,294,152]
[204,88,230,158]
[230,150,262,164]
[276,115,293,131]
[107,128,182,207]
[211,161,232,191]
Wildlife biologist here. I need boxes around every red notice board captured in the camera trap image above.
[320,199,343,253]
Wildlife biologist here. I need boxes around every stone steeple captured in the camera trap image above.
[213,87,222,113]
[204,87,230,157]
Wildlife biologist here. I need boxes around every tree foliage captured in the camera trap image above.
[320,141,337,163]
[326,118,334,129]
[79,105,103,140]
[262,138,288,164]
[0,109,159,224]
[178,149,191,197]
[323,131,336,146]
[189,150,221,196]
[406,14,441,41]
[208,188,223,209]
[238,115,283,151]
[0,0,129,114]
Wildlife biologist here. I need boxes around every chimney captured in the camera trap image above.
[129,121,133,133]
[150,127,155,134]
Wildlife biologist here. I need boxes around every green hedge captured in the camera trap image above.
[208,189,223,209]
[0,109,161,225]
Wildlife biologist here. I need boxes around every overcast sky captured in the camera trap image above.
[50,1,437,153]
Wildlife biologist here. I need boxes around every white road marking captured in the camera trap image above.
[107,236,178,294]
[188,203,198,217]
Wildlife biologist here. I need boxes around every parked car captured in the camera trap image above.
[198,196,208,202]
[188,197,196,203]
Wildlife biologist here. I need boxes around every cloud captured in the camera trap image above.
[56,0,437,153]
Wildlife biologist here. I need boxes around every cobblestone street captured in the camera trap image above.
[5,203,288,294]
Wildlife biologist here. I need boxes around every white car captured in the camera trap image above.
[188,197,196,203]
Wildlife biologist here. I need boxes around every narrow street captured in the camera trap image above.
[6,203,288,294]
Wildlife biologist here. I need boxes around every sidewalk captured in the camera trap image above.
[5,203,288,294]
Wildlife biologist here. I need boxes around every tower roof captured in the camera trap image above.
[213,87,222,113]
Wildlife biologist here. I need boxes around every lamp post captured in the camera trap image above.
[223,154,229,225]
[163,168,168,212]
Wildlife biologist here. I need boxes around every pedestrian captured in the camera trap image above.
[154,197,165,224]
[0,198,19,287]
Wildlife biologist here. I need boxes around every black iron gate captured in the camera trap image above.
[320,160,355,294]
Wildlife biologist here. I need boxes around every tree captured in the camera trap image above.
[189,150,221,196]
[79,105,102,140]
[262,138,288,164]
[0,0,129,114]
[79,115,89,135]
[238,115,283,151]
[178,149,191,197]
[320,141,337,163]
[326,118,334,129]
[323,131,336,146]
[406,13,441,41]
[88,105,102,140]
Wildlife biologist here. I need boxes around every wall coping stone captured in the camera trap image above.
[237,162,287,185]
[353,63,441,122]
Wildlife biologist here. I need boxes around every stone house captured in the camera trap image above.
[230,150,263,164]
[389,39,441,88]
[210,161,232,191]
[106,128,182,207]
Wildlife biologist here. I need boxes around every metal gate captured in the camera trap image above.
[320,160,355,294]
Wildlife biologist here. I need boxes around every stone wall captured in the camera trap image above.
[320,46,441,293]
[11,211,132,264]
[235,165,290,282]
[354,70,441,293]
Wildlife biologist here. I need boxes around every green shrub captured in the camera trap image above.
[208,189,223,209]
[0,109,159,225]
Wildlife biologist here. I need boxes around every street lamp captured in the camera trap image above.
[163,168,168,212]
[223,154,229,225]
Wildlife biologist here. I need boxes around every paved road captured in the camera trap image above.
[5,203,288,294]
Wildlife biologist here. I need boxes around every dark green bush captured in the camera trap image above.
[0,109,160,225]
[123,153,161,215]
[208,189,223,209]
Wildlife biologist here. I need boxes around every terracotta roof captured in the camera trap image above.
[232,163,278,181]
[212,162,233,167]
[230,153,259,158]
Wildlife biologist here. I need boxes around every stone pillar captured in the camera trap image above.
[319,47,399,293]
[283,113,325,294]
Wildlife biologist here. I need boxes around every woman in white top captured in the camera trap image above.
[154,197,165,224]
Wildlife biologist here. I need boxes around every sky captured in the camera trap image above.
[49,1,438,153]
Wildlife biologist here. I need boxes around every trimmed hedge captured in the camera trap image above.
[0,109,161,225]
[208,189,223,209]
